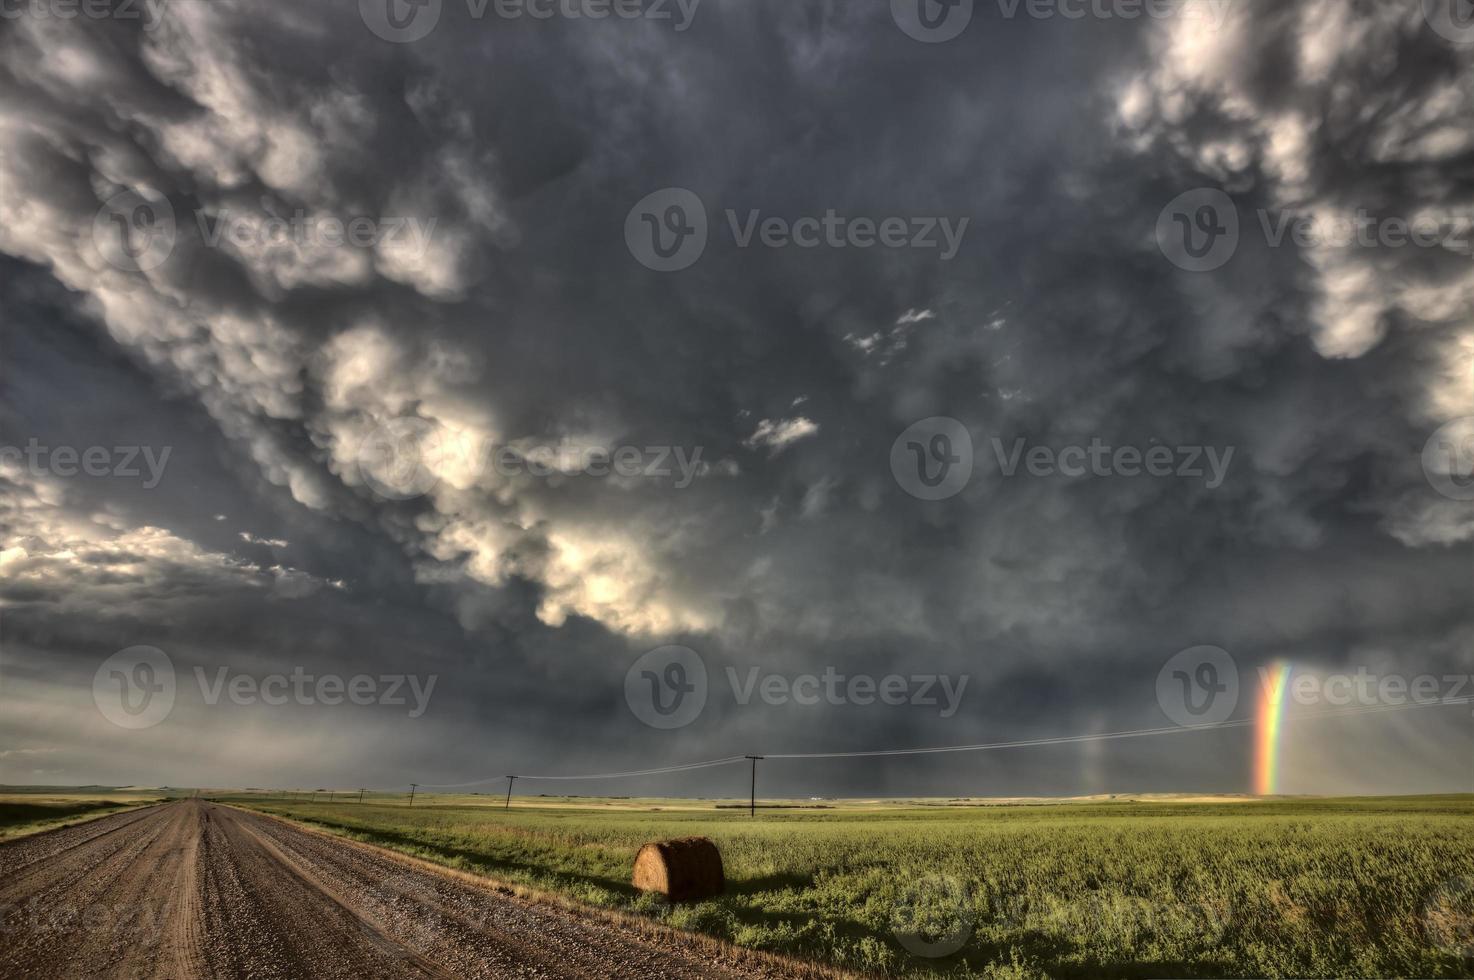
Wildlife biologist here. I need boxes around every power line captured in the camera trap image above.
[415,755,749,789]
[410,694,1473,788]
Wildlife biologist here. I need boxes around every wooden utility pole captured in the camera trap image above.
[408,783,417,807]
[504,776,516,811]
[358,788,366,804]
[745,756,764,818]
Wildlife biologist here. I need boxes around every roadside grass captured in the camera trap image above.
[0,796,156,841]
[230,795,1474,979]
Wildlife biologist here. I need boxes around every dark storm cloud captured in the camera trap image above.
[1,0,1471,796]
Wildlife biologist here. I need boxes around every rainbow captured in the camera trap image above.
[1254,661,1293,795]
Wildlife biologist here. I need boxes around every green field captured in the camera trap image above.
[0,786,163,840]
[223,793,1474,979]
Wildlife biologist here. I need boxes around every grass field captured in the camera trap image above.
[0,787,163,840]
[225,793,1474,979]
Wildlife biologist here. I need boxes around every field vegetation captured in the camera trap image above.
[225,793,1474,978]
[0,787,162,840]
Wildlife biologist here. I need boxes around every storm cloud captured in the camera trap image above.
[1,0,1471,798]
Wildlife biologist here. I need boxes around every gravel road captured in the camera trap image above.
[0,800,805,979]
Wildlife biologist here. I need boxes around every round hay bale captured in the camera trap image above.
[631,837,724,902]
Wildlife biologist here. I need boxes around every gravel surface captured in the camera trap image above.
[0,800,802,979]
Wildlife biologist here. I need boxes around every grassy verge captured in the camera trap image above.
[229,795,1474,979]
[0,796,157,841]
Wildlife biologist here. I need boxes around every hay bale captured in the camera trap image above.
[631,837,724,902]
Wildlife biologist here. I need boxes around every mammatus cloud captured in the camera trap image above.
[0,0,1471,795]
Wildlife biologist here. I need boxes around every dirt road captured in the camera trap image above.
[0,800,801,979]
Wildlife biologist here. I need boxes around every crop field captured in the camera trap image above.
[229,794,1474,979]
[0,787,163,840]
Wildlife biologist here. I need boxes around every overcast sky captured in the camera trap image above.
[1,0,1472,798]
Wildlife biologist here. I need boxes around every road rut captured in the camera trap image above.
[0,800,801,979]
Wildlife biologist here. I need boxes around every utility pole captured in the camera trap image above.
[745,756,764,818]
[504,776,516,811]
[358,788,365,804]
[327,790,334,803]
[408,783,417,807]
